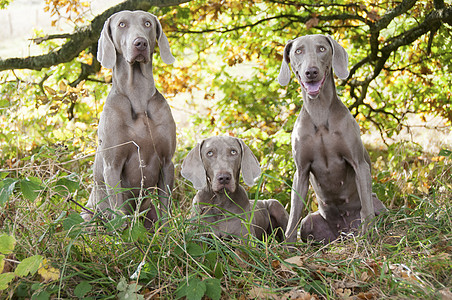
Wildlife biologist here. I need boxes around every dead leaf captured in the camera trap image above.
[59,81,67,93]
[439,288,452,300]
[356,290,379,299]
[44,86,57,96]
[336,288,352,299]
[306,17,319,30]
[38,259,60,283]
[360,271,370,282]
[367,9,381,22]
[271,259,280,269]
[248,286,276,299]
[284,255,305,268]
[281,288,318,300]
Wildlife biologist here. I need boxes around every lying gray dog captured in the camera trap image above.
[81,11,176,226]
[181,136,289,241]
[278,34,386,244]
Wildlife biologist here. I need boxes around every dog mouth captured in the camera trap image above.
[300,75,326,97]
[212,182,236,194]
[131,54,148,64]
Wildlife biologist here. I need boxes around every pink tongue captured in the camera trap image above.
[305,81,323,94]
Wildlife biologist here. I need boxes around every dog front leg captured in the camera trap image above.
[103,161,126,215]
[157,160,174,218]
[354,160,375,232]
[286,168,309,244]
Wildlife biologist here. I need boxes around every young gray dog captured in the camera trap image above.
[181,136,289,241]
[278,35,386,244]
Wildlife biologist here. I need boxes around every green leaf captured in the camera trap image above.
[204,278,222,300]
[0,178,18,207]
[122,221,147,243]
[117,277,143,300]
[15,255,43,277]
[74,281,92,298]
[105,214,126,232]
[117,277,128,292]
[20,178,42,201]
[63,213,84,230]
[31,290,51,300]
[54,175,79,197]
[63,213,84,238]
[186,242,204,257]
[439,149,452,157]
[176,277,206,300]
[0,273,15,290]
[0,233,16,254]
[214,262,224,279]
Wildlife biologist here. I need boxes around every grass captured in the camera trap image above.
[0,142,451,299]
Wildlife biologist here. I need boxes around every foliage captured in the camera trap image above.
[0,0,452,298]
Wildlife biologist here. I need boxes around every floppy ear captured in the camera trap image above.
[237,139,261,187]
[277,40,293,86]
[97,14,116,69]
[181,141,207,190]
[326,35,349,80]
[154,15,175,65]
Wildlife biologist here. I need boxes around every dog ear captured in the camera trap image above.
[153,15,175,65]
[97,14,116,69]
[237,139,261,187]
[277,39,293,86]
[181,141,207,190]
[326,35,349,80]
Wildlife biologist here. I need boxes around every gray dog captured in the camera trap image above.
[81,11,176,226]
[278,35,386,244]
[181,136,289,241]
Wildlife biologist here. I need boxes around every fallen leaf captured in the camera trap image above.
[336,288,352,299]
[248,286,276,299]
[356,290,378,299]
[439,288,452,300]
[281,288,318,300]
[38,259,60,283]
[284,255,305,268]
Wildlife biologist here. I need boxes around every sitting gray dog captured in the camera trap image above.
[278,34,386,244]
[81,11,176,227]
[181,136,289,241]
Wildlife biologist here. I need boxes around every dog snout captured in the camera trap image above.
[133,37,148,51]
[305,67,319,80]
[217,172,232,185]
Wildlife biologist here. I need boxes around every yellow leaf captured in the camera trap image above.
[44,86,57,96]
[59,81,67,93]
[38,259,60,283]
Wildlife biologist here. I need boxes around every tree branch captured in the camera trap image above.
[0,0,190,72]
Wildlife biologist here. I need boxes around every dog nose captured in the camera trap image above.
[217,173,231,185]
[133,37,148,51]
[305,67,319,79]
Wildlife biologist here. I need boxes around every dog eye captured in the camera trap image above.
[144,21,151,27]
[206,151,213,157]
[119,22,126,28]
[319,46,326,52]
[295,49,302,54]
[230,149,237,155]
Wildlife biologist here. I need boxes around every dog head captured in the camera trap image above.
[181,136,261,193]
[277,34,349,99]
[97,10,175,69]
